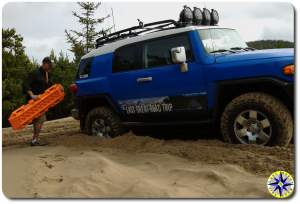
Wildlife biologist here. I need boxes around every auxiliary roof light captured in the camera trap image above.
[210,9,219,25]
[202,8,211,25]
[193,7,203,25]
[179,5,193,26]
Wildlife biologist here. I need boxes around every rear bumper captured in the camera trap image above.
[71,108,79,120]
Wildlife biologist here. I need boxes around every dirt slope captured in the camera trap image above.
[2,117,294,198]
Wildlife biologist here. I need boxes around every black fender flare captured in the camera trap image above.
[76,94,121,119]
[212,77,293,126]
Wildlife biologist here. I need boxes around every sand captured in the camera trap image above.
[2,117,294,198]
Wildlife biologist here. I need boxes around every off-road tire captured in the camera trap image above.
[221,92,293,146]
[85,107,126,138]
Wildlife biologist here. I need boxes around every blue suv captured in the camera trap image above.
[70,10,294,146]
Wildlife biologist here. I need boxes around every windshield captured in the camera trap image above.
[198,28,248,54]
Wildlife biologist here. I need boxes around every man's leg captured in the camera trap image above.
[31,114,46,146]
[32,122,43,143]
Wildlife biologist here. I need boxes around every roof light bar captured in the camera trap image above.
[179,6,219,26]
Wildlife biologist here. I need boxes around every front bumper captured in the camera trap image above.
[284,83,294,101]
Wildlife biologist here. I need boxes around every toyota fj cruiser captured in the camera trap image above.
[70,7,294,146]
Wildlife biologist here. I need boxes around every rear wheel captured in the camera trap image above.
[221,92,293,146]
[85,107,126,138]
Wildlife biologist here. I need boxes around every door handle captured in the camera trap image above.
[137,77,152,83]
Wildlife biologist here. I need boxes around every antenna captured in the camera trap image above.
[111,8,116,32]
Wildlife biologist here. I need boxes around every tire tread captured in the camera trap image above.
[85,107,125,137]
[221,92,293,146]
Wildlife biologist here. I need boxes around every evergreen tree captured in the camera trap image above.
[2,28,35,127]
[65,2,111,64]
[46,50,77,121]
[2,28,77,127]
[247,40,294,50]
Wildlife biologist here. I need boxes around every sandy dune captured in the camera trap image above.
[2,117,294,198]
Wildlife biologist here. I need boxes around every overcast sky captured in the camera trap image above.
[2,1,294,62]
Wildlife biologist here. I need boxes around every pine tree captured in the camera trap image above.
[45,50,77,121]
[65,2,111,64]
[247,40,294,50]
[2,28,35,127]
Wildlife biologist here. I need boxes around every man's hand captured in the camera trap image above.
[60,86,64,93]
[31,94,39,100]
[27,90,39,100]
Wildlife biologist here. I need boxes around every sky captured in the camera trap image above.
[2,1,294,62]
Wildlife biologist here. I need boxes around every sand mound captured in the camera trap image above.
[45,132,294,176]
[3,146,270,198]
[2,117,294,198]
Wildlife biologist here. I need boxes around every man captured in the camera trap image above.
[24,57,53,146]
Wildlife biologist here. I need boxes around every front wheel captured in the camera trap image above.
[221,92,293,146]
[85,107,126,138]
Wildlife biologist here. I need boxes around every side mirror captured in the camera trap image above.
[171,46,187,63]
[171,46,188,72]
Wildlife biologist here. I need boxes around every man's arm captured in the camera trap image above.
[27,90,38,99]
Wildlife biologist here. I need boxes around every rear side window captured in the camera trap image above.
[145,34,193,68]
[77,57,93,79]
[113,44,142,73]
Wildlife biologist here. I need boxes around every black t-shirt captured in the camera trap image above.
[24,67,53,101]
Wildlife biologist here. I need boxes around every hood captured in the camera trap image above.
[215,48,294,63]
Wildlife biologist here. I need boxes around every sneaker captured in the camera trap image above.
[30,140,48,146]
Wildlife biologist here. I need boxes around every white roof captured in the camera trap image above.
[82,25,231,59]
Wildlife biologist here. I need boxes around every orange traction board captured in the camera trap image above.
[8,84,65,130]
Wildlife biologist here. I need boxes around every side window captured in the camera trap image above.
[144,34,193,68]
[113,44,142,73]
[77,57,93,79]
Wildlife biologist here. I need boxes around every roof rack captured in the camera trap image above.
[96,19,179,48]
[95,6,219,48]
